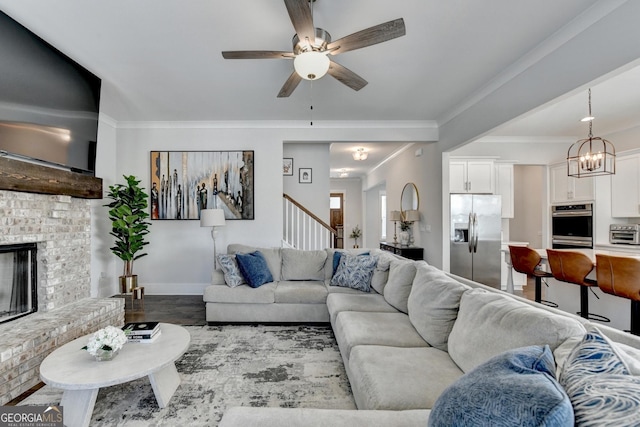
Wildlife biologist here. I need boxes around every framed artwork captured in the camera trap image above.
[150,150,254,220]
[283,158,293,176]
[299,168,312,184]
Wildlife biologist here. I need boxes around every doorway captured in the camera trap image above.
[330,193,344,248]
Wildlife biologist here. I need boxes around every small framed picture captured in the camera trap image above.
[299,168,312,184]
[283,158,293,176]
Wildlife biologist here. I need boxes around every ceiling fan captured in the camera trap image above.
[221,0,406,98]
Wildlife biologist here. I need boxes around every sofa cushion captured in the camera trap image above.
[447,288,585,373]
[219,407,431,427]
[228,244,282,281]
[559,327,640,426]
[429,345,571,427]
[236,251,274,288]
[281,248,327,281]
[408,264,470,352]
[383,260,417,314]
[275,281,328,304]
[370,251,396,294]
[348,346,464,410]
[326,293,398,325]
[203,282,276,304]
[330,254,378,292]
[334,311,428,361]
[216,254,246,287]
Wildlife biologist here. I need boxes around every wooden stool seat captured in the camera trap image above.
[509,246,556,306]
[546,249,609,323]
[596,254,640,335]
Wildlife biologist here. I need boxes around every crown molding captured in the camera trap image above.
[113,119,438,130]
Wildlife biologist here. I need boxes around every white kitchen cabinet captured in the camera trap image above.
[450,160,494,194]
[549,163,594,204]
[495,163,514,218]
[611,154,640,217]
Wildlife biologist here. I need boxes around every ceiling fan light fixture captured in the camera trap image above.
[294,51,330,80]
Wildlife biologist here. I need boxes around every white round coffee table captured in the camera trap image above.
[40,323,190,427]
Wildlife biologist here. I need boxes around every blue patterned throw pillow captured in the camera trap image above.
[330,253,377,292]
[332,250,370,276]
[235,251,274,288]
[217,254,246,288]
[559,327,640,427]
[429,345,573,427]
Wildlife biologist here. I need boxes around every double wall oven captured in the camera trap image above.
[551,203,593,249]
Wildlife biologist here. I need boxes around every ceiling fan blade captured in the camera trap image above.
[277,71,303,98]
[327,18,406,55]
[327,60,367,91]
[284,0,315,45]
[222,51,294,60]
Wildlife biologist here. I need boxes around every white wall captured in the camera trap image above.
[283,143,330,222]
[366,142,442,267]
[331,178,363,247]
[90,114,436,295]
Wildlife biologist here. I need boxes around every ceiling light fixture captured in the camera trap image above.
[567,88,615,178]
[352,147,368,161]
[294,51,330,80]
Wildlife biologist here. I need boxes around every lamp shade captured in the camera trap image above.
[389,210,402,221]
[404,210,420,222]
[200,209,226,227]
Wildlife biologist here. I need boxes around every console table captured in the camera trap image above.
[379,242,424,261]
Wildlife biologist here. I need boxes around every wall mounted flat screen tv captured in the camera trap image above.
[0,10,101,175]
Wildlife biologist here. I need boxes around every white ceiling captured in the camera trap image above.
[1,0,638,173]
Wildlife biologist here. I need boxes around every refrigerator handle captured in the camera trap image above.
[473,213,479,253]
[468,213,473,253]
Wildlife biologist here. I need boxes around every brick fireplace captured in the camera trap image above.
[0,189,123,404]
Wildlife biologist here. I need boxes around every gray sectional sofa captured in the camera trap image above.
[207,244,640,426]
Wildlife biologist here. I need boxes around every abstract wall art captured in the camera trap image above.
[150,150,254,220]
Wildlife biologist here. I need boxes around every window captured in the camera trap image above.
[380,191,387,241]
[330,196,341,209]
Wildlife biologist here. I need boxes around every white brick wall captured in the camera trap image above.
[0,191,92,311]
[0,190,124,405]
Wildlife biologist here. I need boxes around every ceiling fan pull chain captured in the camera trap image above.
[310,80,314,126]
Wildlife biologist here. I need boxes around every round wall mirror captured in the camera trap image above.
[401,182,419,214]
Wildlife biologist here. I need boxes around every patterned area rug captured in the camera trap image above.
[21,325,355,426]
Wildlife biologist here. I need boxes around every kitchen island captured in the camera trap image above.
[530,246,640,333]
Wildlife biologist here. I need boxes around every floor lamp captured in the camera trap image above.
[200,209,226,268]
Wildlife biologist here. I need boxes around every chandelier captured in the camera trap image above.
[567,88,615,178]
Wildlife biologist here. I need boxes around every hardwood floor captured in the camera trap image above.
[122,294,206,325]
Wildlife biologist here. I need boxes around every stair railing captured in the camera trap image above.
[283,194,336,250]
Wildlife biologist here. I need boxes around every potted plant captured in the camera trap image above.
[105,175,151,293]
[350,225,362,248]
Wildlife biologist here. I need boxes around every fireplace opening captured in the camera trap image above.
[0,243,37,324]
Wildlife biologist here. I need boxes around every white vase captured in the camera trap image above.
[399,231,410,246]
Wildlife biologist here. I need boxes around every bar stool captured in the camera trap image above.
[595,254,640,335]
[546,249,609,322]
[509,246,556,306]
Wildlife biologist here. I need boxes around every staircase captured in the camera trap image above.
[283,194,337,251]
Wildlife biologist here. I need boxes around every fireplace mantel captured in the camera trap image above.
[0,156,102,199]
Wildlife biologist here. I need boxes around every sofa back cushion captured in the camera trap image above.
[383,259,417,313]
[228,244,282,281]
[448,288,586,373]
[408,264,470,352]
[369,250,396,295]
[281,248,327,281]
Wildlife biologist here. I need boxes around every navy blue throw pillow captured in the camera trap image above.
[235,251,273,288]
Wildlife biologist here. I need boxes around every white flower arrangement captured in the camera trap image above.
[83,325,128,356]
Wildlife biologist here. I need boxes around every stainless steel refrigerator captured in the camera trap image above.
[450,194,502,288]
